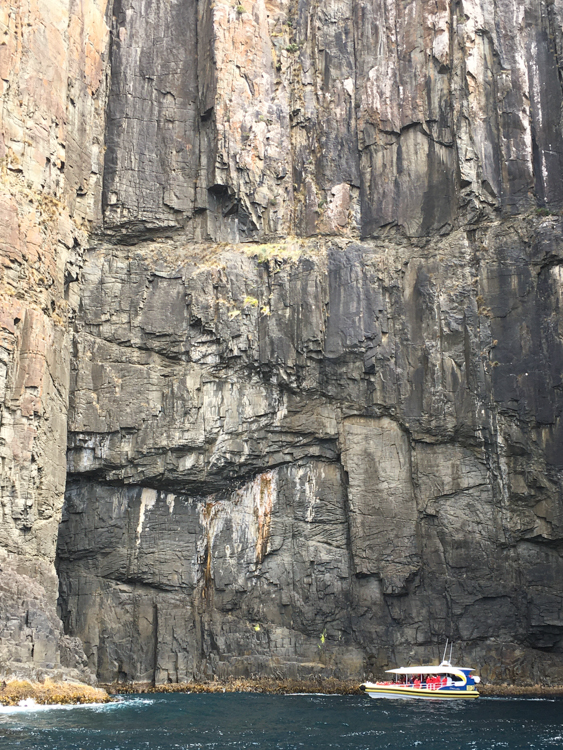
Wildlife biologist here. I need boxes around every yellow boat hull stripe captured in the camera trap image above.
[364,688,479,699]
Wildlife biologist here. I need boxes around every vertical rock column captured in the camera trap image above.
[0,0,110,679]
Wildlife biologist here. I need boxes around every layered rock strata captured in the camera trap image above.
[59,220,563,685]
[1,0,563,686]
[56,0,563,685]
[0,0,110,681]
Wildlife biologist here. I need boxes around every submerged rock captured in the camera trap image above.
[0,679,110,707]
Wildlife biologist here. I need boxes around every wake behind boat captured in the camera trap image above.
[360,660,481,700]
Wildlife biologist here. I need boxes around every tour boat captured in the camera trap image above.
[360,659,480,700]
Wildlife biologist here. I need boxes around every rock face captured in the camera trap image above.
[0,0,110,681]
[0,551,91,684]
[2,0,563,686]
[59,223,563,685]
[101,0,563,242]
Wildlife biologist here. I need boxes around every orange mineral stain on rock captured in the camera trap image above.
[254,473,274,564]
[197,471,278,598]
[202,500,221,597]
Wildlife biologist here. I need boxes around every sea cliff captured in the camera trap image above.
[1,0,562,688]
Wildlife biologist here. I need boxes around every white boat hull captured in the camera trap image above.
[361,656,481,700]
[361,685,479,700]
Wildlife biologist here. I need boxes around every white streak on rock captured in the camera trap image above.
[136,488,158,546]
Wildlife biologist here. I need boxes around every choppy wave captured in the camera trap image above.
[283,692,334,696]
[0,696,154,714]
[1,693,561,749]
[482,696,558,702]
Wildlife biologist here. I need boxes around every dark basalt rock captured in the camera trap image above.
[0,556,93,685]
[2,0,563,688]
[58,221,563,685]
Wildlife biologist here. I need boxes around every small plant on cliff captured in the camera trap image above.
[536,206,558,217]
[285,43,300,53]
[236,5,245,14]
[243,295,259,308]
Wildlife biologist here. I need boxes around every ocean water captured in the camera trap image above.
[0,693,562,750]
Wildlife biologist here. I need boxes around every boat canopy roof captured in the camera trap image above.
[385,664,474,676]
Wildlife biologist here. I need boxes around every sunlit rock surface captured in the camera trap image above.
[0,0,110,681]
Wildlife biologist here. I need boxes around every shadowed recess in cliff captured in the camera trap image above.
[57,463,358,683]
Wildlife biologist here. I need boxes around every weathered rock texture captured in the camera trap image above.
[59,222,563,685]
[3,0,563,686]
[0,0,110,681]
[101,0,563,242]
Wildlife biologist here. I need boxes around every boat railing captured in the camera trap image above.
[379,676,458,691]
[395,679,449,690]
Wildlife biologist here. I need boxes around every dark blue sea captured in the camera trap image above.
[0,693,562,749]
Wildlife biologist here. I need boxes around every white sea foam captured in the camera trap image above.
[0,700,106,715]
[0,696,153,714]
